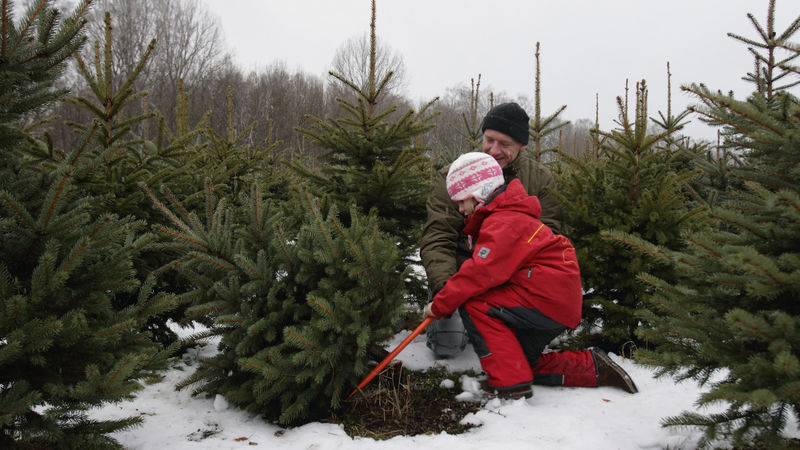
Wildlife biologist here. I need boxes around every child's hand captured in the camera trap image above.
[423,303,437,319]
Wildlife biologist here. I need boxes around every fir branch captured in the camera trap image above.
[73,47,101,99]
[284,328,321,354]
[711,210,768,239]
[685,86,784,140]
[170,262,207,288]
[85,213,115,239]
[731,171,788,191]
[159,185,195,233]
[66,0,92,29]
[9,0,45,56]
[66,126,103,177]
[728,311,775,341]
[188,251,235,272]
[177,329,220,346]
[777,190,800,215]
[273,223,293,262]
[102,354,146,393]
[113,38,156,112]
[330,212,377,278]
[40,172,68,230]
[58,236,88,275]
[216,316,243,326]
[98,280,139,294]
[686,236,723,259]
[301,187,336,258]
[139,183,194,238]
[184,301,231,318]
[205,178,214,231]
[0,383,41,417]
[173,290,204,307]
[91,318,136,338]
[153,225,207,249]
[602,230,671,264]
[0,190,37,230]
[309,298,336,322]
[39,16,87,73]
[18,316,62,352]
[233,255,263,281]
[251,182,262,236]
[239,359,285,377]
[136,291,180,317]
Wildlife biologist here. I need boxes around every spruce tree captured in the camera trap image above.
[1,1,181,447]
[144,180,407,425]
[457,74,483,149]
[527,42,569,163]
[616,1,800,446]
[0,0,90,196]
[55,11,211,345]
[554,79,705,352]
[194,85,286,203]
[60,11,286,344]
[64,12,202,220]
[288,0,435,303]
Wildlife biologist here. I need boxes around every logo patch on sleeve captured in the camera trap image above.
[477,247,491,259]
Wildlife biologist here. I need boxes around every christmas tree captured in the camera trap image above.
[616,1,800,446]
[0,0,90,196]
[56,11,206,345]
[288,0,435,303]
[64,11,202,221]
[0,1,181,446]
[554,78,706,352]
[527,42,569,163]
[57,11,288,344]
[144,180,407,425]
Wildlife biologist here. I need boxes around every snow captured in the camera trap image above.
[89,322,800,449]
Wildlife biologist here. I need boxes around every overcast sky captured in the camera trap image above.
[203,0,800,141]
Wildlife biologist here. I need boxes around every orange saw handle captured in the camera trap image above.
[345,316,435,401]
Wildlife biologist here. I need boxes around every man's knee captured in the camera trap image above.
[425,315,468,358]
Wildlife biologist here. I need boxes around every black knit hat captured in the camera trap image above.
[480,102,530,145]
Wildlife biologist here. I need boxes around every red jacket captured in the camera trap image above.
[431,178,583,329]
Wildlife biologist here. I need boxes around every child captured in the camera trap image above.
[423,152,637,399]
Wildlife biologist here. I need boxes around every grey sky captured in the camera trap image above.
[204,0,800,141]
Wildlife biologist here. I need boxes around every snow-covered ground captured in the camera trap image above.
[90,323,799,449]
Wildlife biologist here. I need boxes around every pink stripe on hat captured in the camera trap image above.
[446,152,505,202]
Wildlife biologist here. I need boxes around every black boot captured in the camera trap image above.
[591,348,638,394]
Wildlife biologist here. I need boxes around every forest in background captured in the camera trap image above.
[29,0,626,165]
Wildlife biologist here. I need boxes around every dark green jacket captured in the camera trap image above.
[419,153,562,292]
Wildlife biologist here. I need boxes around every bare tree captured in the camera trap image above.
[232,63,326,151]
[422,77,488,164]
[329,32,407,101]
[83,0,228,128]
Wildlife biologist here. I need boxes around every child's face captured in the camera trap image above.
[456,197,478,217]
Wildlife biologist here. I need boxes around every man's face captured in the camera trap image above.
[481,129,524,168]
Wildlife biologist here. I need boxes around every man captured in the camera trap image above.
[420,102,562,358]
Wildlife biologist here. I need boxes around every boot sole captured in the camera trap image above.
[593,349,638,394]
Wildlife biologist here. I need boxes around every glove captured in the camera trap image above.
[423,303,438,319]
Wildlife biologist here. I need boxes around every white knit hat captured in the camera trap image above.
[446,152,505,202]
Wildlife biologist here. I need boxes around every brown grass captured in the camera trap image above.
[327,366,483,439]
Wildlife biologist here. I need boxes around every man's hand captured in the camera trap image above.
[423,303,438,319]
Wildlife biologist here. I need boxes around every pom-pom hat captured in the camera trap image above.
[446,152,505,202]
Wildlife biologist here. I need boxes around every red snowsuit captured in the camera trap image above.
[430,179,597,389]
